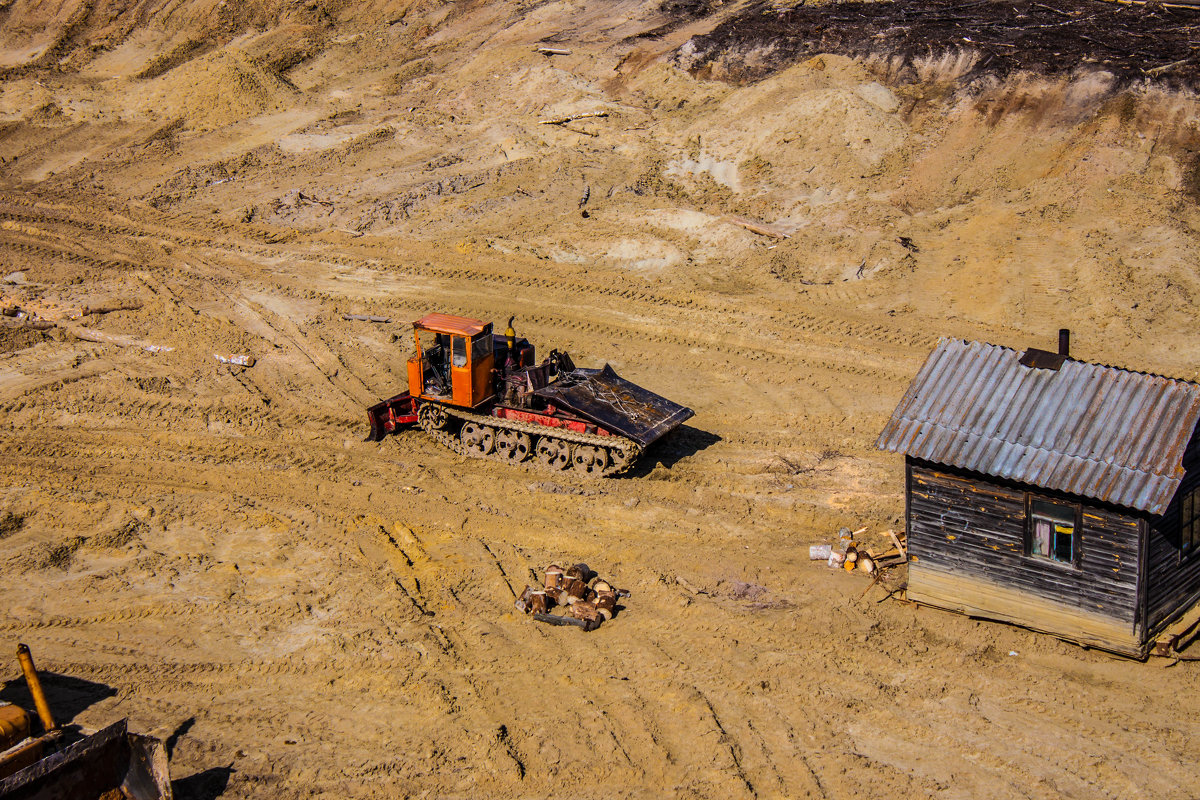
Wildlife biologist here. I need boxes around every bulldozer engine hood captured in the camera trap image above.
[534,365,693,448]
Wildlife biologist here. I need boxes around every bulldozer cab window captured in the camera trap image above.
[472,333,491,362]
[416,328,448,359]
[416,329,451,396]
[452,336,468,368]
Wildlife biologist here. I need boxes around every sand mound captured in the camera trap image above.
[138,49,301,131]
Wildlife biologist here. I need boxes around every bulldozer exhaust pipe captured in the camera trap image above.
[505,316,517,369]
[16,644,56,733]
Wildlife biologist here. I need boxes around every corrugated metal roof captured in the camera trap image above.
[877,338,1200,514]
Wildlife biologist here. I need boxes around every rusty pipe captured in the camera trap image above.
[16,644,55,733]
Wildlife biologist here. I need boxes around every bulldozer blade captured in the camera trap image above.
[534,364,694,448]
[0,719,172,800]
[367,392,418,442]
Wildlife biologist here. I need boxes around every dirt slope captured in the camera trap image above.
[1,0,1199,797]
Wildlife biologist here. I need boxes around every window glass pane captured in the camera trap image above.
[1053,522,1075,563]
[472,334,491,361]
[1032,499,1075,524]
[452,336,467,368]
[1032,520,1051,556]
[1184,491,1194,523]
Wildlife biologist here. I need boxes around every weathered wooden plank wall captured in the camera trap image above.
[907,459,1141,625]
[1145,428,1200,631]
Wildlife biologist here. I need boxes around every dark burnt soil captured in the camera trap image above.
[677,0,1200,87]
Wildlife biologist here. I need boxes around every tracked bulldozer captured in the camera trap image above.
[367,313,693,476]
[0,644,171,800]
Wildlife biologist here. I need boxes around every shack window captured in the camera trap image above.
[452,336,467,368]
[1181,487,1200,556]
[1028,498,1078,566]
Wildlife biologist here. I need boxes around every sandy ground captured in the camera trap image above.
[1,0,1199,797]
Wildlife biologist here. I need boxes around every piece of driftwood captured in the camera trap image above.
[726,216,792,239]
[535,46,572,55]
[539,111,608,125]
[342,314,392,323]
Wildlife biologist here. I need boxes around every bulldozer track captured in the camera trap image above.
[417,402,641,478]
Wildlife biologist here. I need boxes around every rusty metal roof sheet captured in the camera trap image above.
[413,313,489,337]
[877,338,1200,514]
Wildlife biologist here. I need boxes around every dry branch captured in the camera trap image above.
[1146,57,1193,76]
[539,111,608,125]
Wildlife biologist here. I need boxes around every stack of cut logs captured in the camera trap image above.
[811,527,907,573]
[514,563,626,632]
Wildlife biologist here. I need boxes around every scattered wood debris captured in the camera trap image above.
[534,46,572,56]
[214,353,256,367]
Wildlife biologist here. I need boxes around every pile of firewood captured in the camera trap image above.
[514,563,628,631]
[811,527,907,573]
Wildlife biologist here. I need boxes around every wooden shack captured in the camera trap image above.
[877,336,1200,658]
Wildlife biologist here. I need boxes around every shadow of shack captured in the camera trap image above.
[878,334,1200,659]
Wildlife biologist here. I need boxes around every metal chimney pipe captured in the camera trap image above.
[1058,328,1070,357]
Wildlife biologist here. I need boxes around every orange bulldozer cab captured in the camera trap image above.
[407,313,496,408]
